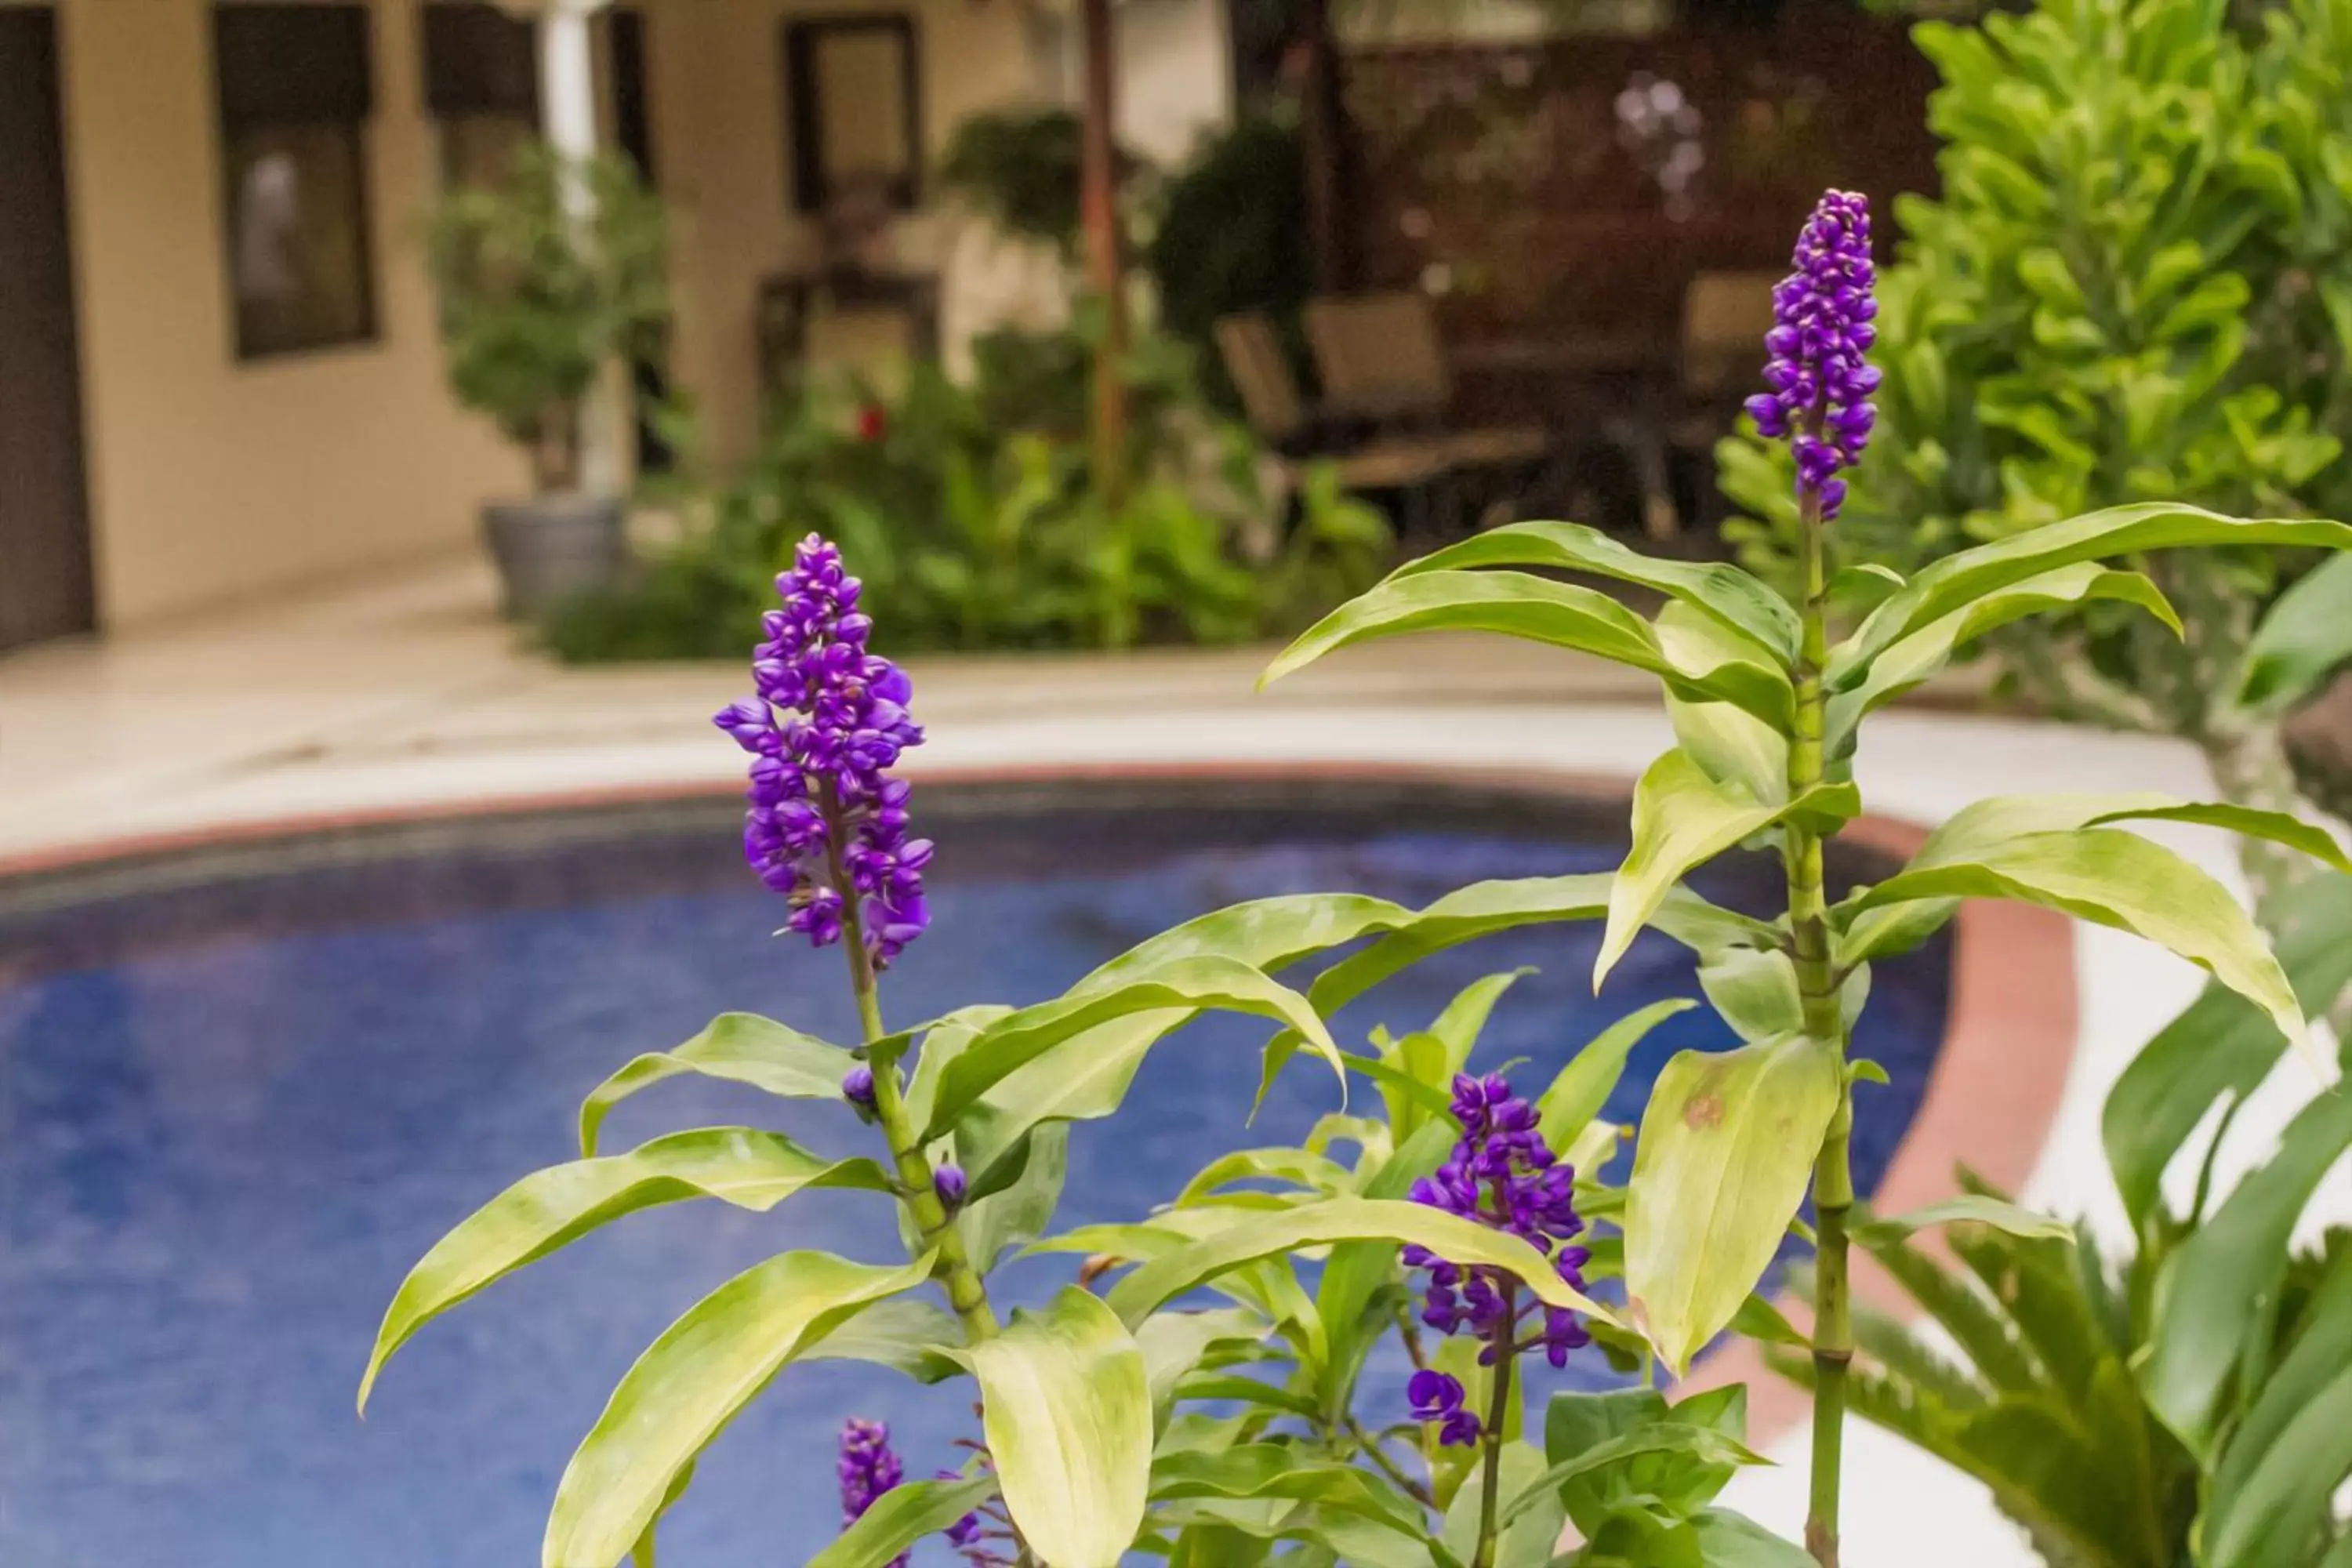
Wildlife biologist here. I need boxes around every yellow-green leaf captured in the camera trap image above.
[957,1287,1153,1568]
[359,1129,891,1411]
[577,1013,855,1156]
[1624,1035,1842,1374]
[545,1250,931,1568]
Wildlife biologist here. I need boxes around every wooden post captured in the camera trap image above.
[1078,0,1128,504]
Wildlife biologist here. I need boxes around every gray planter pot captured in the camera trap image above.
[481,493,626,620]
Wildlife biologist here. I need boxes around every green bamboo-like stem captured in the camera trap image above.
[1472,1279,1519,1568]
[822,785,1000,1341]
[1788,477,1853,1568]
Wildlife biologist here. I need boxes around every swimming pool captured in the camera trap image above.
[0,777,1951,1566]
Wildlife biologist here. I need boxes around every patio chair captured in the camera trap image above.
[1300,292,1553,521]
[1213,310,1465,538]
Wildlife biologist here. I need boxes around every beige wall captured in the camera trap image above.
[58,0,525,629]
[644,0,1044,465]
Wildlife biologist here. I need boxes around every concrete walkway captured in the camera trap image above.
[2,552,2339,1566]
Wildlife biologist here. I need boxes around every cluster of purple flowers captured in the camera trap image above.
[1743,188,1879,521]
[835,1419,1002,1566]
[1403,1073,1593,1446]
[715,535,931,967]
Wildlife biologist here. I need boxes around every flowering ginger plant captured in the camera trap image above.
[358,191,2352,1568]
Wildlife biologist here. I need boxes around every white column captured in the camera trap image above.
[537,0,622,496]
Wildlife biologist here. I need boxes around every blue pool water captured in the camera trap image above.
[0,781,1949,1567]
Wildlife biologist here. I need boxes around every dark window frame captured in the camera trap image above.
[781,13,923,216]
[212,2,381,363]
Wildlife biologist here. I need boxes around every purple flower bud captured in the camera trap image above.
[934,1163,967,1209]
[1747,190,1878,520]
[1408,1369,1483,1447]
[842,1065,877,1109]
[715,535,932,966]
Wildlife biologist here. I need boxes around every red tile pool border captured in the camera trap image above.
[0,758,2076,1446]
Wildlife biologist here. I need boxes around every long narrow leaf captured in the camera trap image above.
[577,1014,855,1156]
[360,1129,891,1410]
[545,1250,931,1568]
[806,1477,999,1568]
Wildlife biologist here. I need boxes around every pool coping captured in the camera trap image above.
[0,757,2076,1448]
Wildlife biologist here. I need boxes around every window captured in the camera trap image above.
[783,15,923,216]
[421,2,540,191]
[214,3,378,360]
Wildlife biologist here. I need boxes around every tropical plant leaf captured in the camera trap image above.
[956,1287,1154,1568]
[1854,1233,2044,1397]
[544,1250,931,1568]
[1079,892,1415,985]
[1596,746,1857,988]
[1695,947,1805,1044]
[359,1129,891,1410]
[1312,1119,1456,1417]
[2141,1086,2352,1454]
[1535,999,1697,1152]
[1826,564,2179,755]
[1689,1508,1820,1566]
[1624,1035,1843,1374]
[1149,1445,1428,1532]
[1388,517,1804,661]
[1136,1307,1268,1424]
[1833,503,2352,681]
[805,1476,999,1568]
[797,1296,964,1385]
[1900,791,2350,878]
[2104,873,2352,1230]
[1176,1146,1356,1207]
[1443,1441,1563,1568]
[901,1005,1015,1141]
[1106,1196,1617,1328]
[925,956,1348,1140]
[2240,549,2352,714]
[1261,568,1795,724]
[2202,1250,2352,1568]
[576,1014,855,1156]
[1429,967,1535,1077]
[1851,828,2306,1049]
[1669,691,1789,806]
[1501,1424,1767,1529]
[961,1123,1069,1273]
[1852,1196,2073,1246]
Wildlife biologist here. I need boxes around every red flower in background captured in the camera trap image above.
[855,405,887,442]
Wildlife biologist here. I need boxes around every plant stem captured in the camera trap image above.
[824,786,1000,1342]
[1472,1283,1519,1568]
[1348,1417,1436,1508]
[1788,477,1852,1568]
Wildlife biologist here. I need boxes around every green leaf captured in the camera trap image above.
[1312,1119,1455,1414]
[1853,829,2306,1051]
[927,956,1348,1141]
[1261,569,1793,725]
[1388,517,1803,662]
[1430,967,1535,1076]
[1445,1441,1563,1568]
[2104,873,2352,1229]
[957,1287,1153,1568]
[1696,949,1804,1044]
[1624,1036,1843,1374]
[1598,746,1857,987]
[797,1297,964,1385]
[1501,1424,1767,1528]
[1149,1446,1427,1532]
[805,1476,1000,1568]
[359,1129,891,1410]
[577,1014,854,1156]
[1834,503,2352,682]
[1851,1196,2072,1246]
[1080,891,1415,984]
[1826,565,2179,755]
[1535,999,1697,1152]
[544,1250,931,1568]
[2140,1085,2352,1454]
[961,1123,1069,1273]
[902,1005,1014,1141]
[1668,690,1788,807]
[1107,1196,1618,1328]
[1903,791,2351,878]
[1688,1508,1816,1566]
[1176,1145,1355,1207]
[2203,1250,2352,1568]
[2241,550,2352,714]
[1137,1307,1269,1422]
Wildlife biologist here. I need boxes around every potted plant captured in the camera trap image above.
[426,141,669,619]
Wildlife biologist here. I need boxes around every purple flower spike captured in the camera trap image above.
[1403,1070,1593,1402]
[934,1163,967,1210]
[714,535,931,967]
[837,1419,909,1566]
[1408,1369,1483,1448]
[1744,189,1878,521]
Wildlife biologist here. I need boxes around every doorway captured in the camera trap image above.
[0,6,96,650]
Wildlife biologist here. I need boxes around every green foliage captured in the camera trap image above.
[1143,114,1316,405]
[543,323,1390,662]
[425,142,668,492]
[935,109,1097,255]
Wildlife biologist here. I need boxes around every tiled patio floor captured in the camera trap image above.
[3,550,2341,1566]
